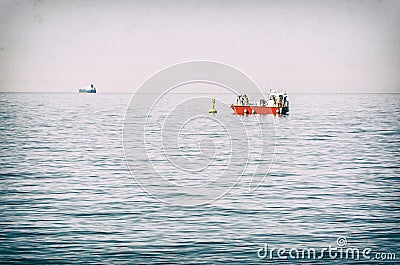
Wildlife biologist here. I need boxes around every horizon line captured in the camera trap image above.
[1,91,399,94]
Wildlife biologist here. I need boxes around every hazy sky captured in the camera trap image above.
[0,0,399,93]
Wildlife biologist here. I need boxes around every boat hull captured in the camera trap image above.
[231,105,288,115]
[78,89,96,93]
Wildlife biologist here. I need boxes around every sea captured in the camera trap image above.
[0,92,399,264]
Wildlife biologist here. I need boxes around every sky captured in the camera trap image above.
[0,0,399,93]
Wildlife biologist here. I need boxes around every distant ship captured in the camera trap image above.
[78,83,96,93]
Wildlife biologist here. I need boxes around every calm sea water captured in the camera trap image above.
[1,92,399,264]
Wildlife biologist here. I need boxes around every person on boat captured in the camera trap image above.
[244,95,249,105]
[277,96,281,107]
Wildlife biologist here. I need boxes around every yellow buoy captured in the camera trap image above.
[209,97,217,113]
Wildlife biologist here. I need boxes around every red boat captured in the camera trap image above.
[231,91,289,115]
